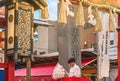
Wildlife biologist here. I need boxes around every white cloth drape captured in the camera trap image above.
[97,11,110,79]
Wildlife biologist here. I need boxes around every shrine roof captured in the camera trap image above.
[0,0,48,10]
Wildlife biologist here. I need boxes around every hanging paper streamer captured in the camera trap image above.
[109,9,116,32]
[75,0,85,27]
[41,0,49,19]
[95,7,102,32]
[66,0,73,17]
[58,0,67,24]
[88,5,96,26]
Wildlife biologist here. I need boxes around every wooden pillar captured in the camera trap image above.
[4,59,15,81]
[26,57,31,81]
[115,15,120,81]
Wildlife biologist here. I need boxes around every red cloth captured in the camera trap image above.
[15,64,56,76]
[62,77,90,81]
[15,76,90,81]
[15,77,26,81]
[15,76,62,81]
[15,60,95,77]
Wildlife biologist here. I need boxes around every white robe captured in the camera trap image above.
[69,64,80,77]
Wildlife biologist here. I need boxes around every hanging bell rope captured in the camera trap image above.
[58,0,67,24]
[41,0,49,19]
[109,9,116,32]
[94,7,102,32]
[75,0,85,27]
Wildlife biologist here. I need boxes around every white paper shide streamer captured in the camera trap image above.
[52,63,66,80]
[88,5,96,26]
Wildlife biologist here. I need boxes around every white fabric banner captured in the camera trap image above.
[98,11,110,79]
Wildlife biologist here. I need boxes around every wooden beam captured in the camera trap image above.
[0,0,12,7]
[39,0,47,7]
[33,0,47,10]
[82,68,97,74]
[33,0,44,9]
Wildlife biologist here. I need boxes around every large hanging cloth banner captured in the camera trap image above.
[97,11,110,79]
[41,0,49,19]
[75,0,85,27]
[58,0,67,24]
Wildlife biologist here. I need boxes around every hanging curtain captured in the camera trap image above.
[95,7,102,32]
[41,0,49,19]
[75,0,85,27]
[109,9,116,32]
[58,0,67,24]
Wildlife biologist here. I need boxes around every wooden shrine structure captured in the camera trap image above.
[0,0,48,81]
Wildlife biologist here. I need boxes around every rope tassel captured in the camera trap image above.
[75,0,85,27]
[41,0,49,19]
[95,7,102,32]
[58,0,67,24]
[109,9,115,32]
